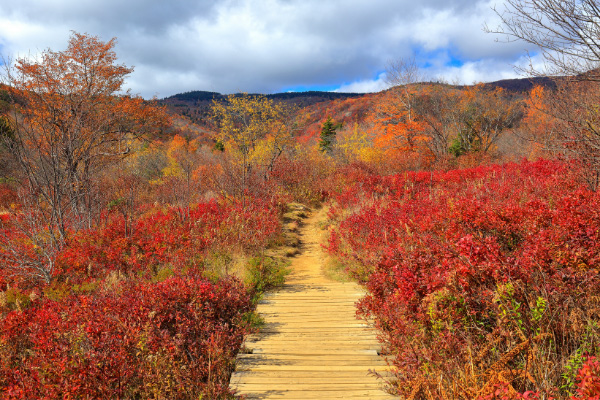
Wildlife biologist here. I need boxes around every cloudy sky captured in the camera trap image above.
[0,0,538,99]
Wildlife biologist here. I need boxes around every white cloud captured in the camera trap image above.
[435,60,518,85]
[0,0,539,98]
[335,73,388,93]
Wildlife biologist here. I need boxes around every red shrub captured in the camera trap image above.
[0,183,17,210]
[572,356,600,399]
[55,199,281,283]
[0,277,251,399]
[0,198,281,397]
[328,159,600,398]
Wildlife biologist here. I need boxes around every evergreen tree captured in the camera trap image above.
[318,116,341,154]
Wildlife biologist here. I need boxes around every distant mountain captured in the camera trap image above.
[161,76,554,107]
[159,90,366,128]
[162,90,364,105]
[165,91,222,102]
[159,77,557,140]
[484,76,556,92]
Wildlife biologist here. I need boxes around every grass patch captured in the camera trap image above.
[244,256,290,303]
[202,250,250,282]
[241,310,265,330]
[284,247,300,257]
[286,220,299,233]
[322,257,354,282]
[282,210,306,222]
[268,202,310,258]
[284,234,300,248]
[282,202,310,223]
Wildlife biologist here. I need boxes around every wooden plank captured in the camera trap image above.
[239,391,395,399]
[242,348,383,354]
[231,371,395,380]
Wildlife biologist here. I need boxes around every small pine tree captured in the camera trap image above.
[319,117,341,154]
[213,140,225,152]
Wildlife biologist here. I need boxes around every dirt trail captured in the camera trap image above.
[230,207,394,399]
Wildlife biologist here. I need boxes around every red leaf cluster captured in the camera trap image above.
[0,277,250,399]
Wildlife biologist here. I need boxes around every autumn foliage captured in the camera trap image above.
[0,33,289,398]
[2,32,169,242]
[327,159,600,399]
[1,277,249,399]
[57,200,280,282]
[2,28,600,400]
[0,198,282,399]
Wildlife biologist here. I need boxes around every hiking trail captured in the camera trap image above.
[230,207,394,399]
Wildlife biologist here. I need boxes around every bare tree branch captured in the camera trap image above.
[486,0,600,80]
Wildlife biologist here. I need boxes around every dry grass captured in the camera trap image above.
[397,285,600,399]
[322,257,353,282]
[203,251,249,281]
[284,247,300,257]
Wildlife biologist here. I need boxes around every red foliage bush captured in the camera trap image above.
[269,156,328,205]
[327,159,600,398]
[0,198,282,398]
[0,183,17,210]
[55,199,281,283]
[573,356,600,399]
[0,277,250,399]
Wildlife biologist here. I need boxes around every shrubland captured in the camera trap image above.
[326,159,600,399]
[0,197,287,399]
[1,277,250,398]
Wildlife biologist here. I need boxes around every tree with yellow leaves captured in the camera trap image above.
[211,93,296,203]
[163,134,200,210]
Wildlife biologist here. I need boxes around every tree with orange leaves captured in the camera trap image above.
[162,134,201,211]
[524,80,600,190]
[0,33,168,284]
[369,85,431,171]
[1,32,168,243]
[368,58,434,171]
[521,85,561,159]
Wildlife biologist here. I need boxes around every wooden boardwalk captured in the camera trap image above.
[230,209,395,399]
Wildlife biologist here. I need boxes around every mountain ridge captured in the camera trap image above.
[162,76,555,103]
